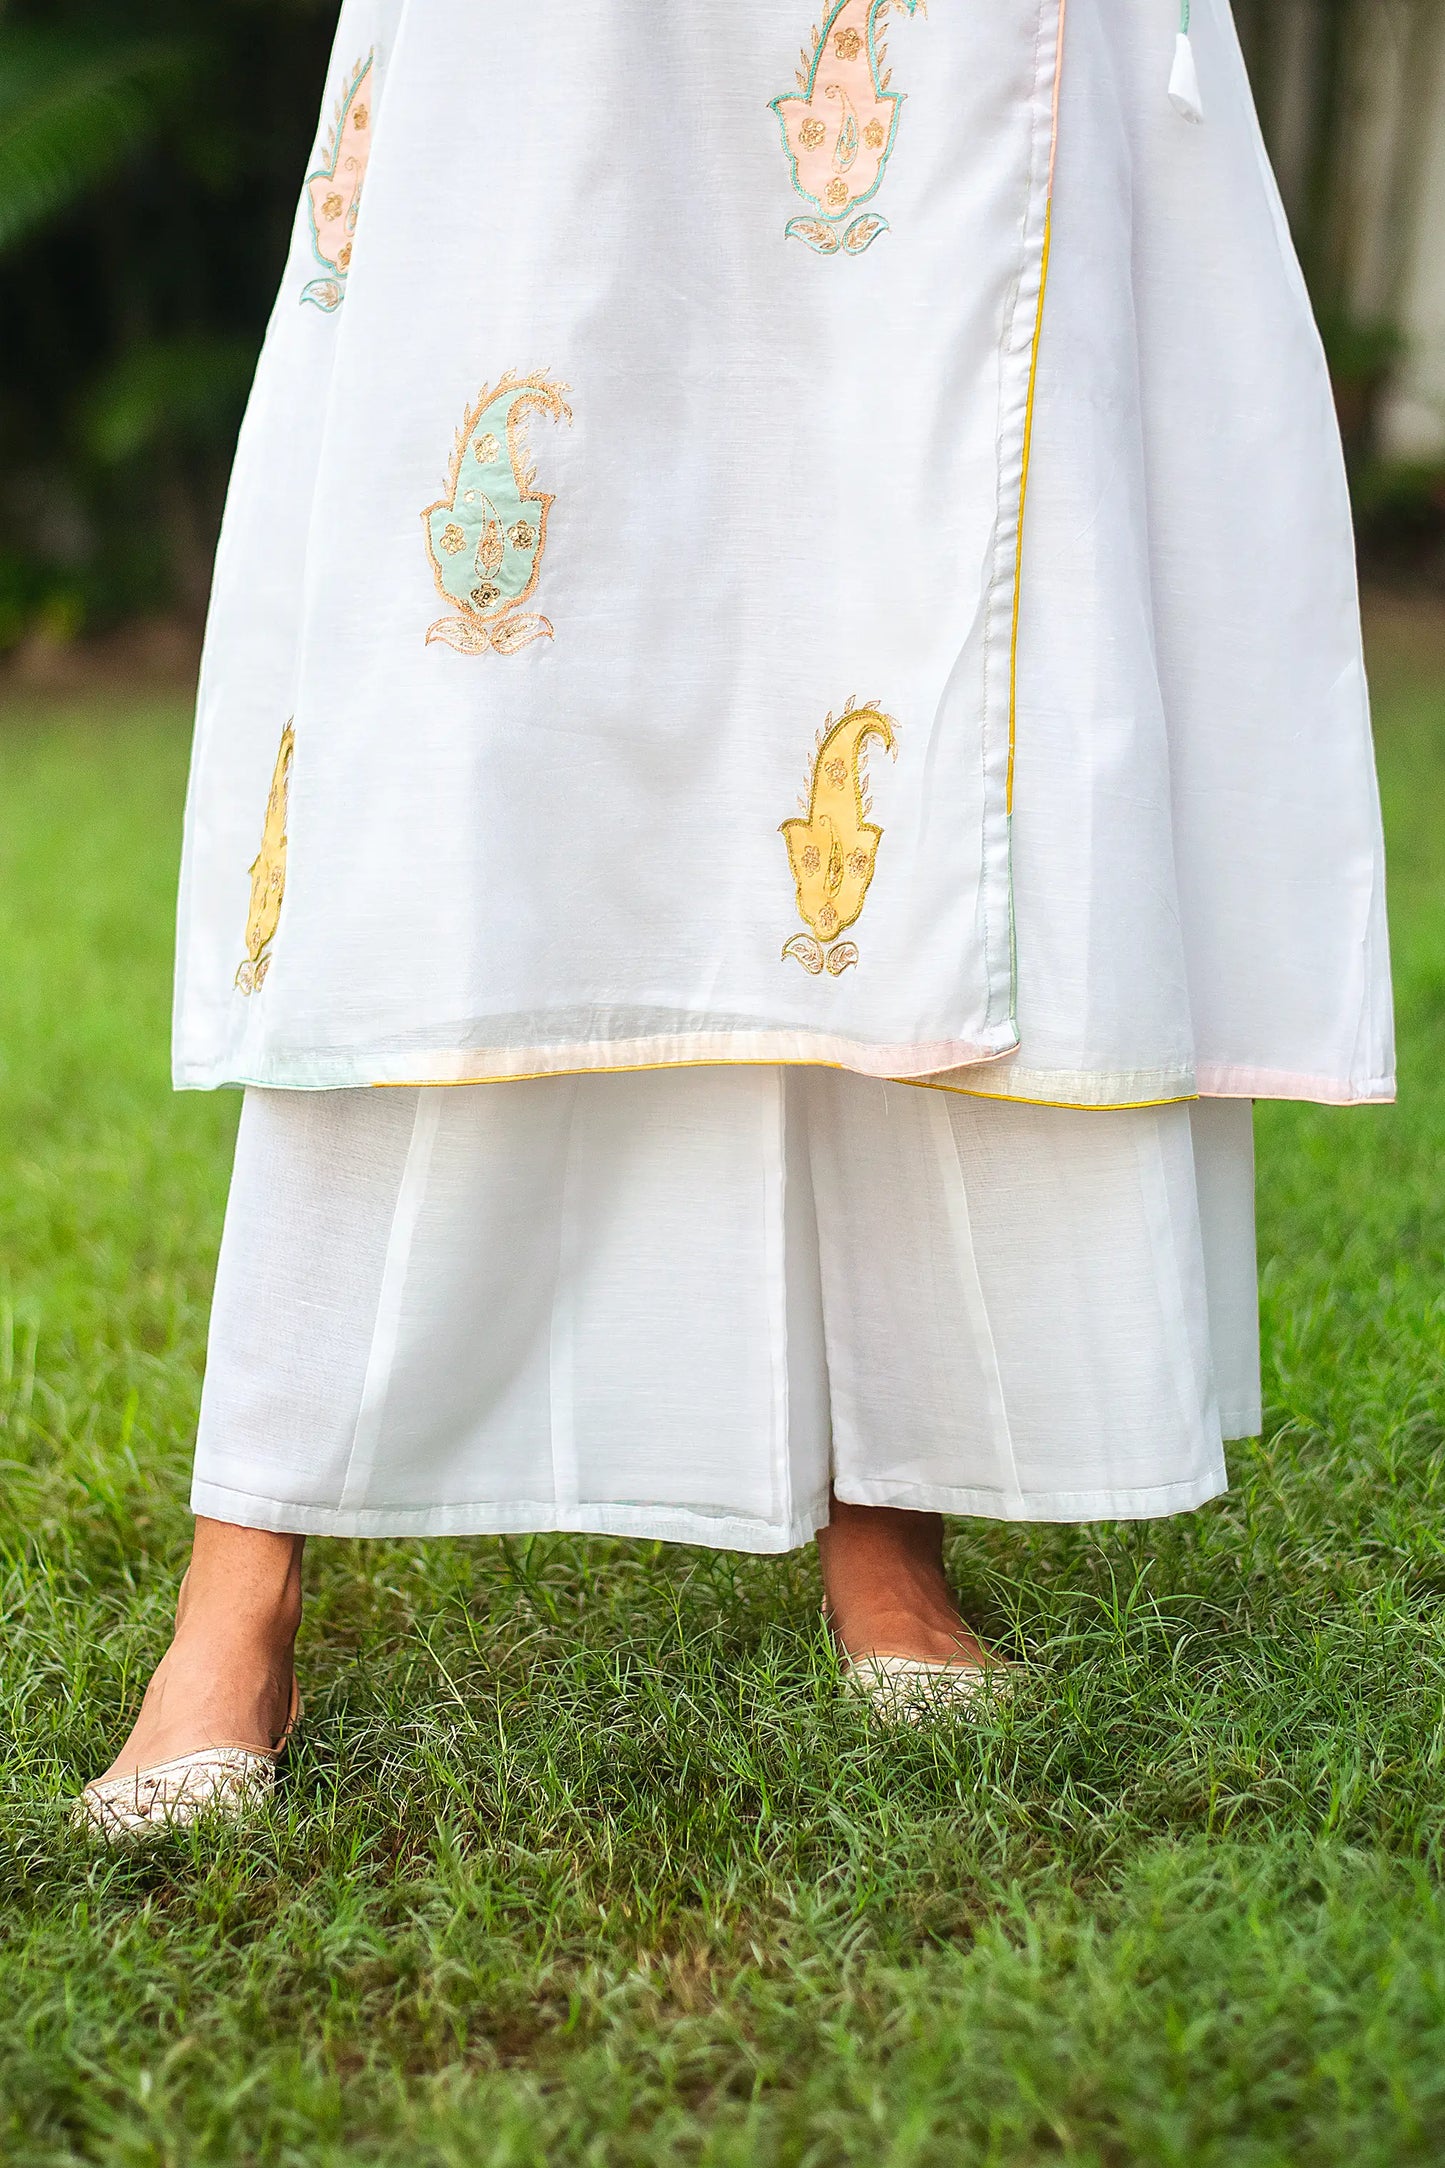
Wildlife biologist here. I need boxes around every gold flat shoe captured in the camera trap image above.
[72,1677,301,1841]
[843,1652,1011,1723]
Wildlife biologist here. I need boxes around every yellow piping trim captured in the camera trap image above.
[374,1055,863,1089]
[907,1078,1197,1112]
[368,1053,1192,1114]
[1007,0,1067,815]
[1007,200,1052,817]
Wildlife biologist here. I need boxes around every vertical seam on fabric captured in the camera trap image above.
[1006,204,1054,814]
[339,1089,442,1511]
[799,1073,841,1507]
[1189,1100,1262,1439]
[926,1094,1024,1510]
[978,0,1066,1035]
[1135,1113,1222,1456]
[978,0,1047,1021]
[547,1078,582,1515]
[1007,0,1067,818]
[763,1067,795,1539]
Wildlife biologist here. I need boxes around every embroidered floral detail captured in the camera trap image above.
[842,214,886,254]
[781,697,897,974]
[423,371,573,656]
[236,723,294,994]
[477,521,505,577]
[786,220,841,254]
[771,0,927,256]
[302,54,377,312]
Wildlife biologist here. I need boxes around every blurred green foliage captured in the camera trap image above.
[0,0,335,651]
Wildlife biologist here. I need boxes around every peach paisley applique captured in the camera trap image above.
[781,698,897,974]
[771,0,927,255]
[422,372,573,656]
[237,723,294,995]
[302,54,376,311]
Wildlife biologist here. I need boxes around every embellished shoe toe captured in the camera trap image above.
[72,1681,301,1842]
[843,1653,1011,1723]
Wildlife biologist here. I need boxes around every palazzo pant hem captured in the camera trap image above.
[190,1068,1260,1552]
[189,1465,1235,1548]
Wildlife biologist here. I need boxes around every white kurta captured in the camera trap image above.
[173,0,1394,1109]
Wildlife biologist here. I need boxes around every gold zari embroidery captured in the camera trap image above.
[302,55,376,312]
[423,371,573,656]
[771,0,928,256]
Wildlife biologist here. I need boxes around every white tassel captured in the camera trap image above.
[1169,28,1204,123]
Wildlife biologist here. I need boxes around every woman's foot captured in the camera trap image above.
[815,1495,1001,1670]
[95,1519,305,1783]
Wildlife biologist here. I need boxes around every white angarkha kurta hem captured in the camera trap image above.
[172,0,1394,1111]
[190,1072,1258,1550]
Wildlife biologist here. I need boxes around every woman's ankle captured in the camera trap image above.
[176,1519,305,1646]
[816,1492,987,1663]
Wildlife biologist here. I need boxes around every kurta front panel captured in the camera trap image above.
[174,0,1063,1089]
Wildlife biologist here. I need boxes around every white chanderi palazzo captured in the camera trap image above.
[178,0,1393,1546]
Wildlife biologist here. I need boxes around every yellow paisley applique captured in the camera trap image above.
[781,698,897,974]
[236,723,294,995]
[422,371,573,656]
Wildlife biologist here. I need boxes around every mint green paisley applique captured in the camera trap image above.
[422,373,573,656]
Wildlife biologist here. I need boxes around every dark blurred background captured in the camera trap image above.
[3,0,1445,678]
[0,0,336,672]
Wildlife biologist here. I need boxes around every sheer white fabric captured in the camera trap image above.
[172,0,1392,1109]
[191,1072,1258,1549]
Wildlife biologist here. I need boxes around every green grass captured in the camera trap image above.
[2,610,1444,2166]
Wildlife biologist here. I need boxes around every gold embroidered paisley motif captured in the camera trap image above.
[781,698,897,974]
[236,723,294,995]
[770,0,929,256]
[302,55,377,312]
[423,371,573,656]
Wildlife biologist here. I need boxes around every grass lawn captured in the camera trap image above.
[2,604,1444,2166]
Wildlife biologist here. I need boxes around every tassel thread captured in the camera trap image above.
[1169,0,1204,123]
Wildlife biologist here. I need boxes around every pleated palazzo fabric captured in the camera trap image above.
[191,1072,1259,1551]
